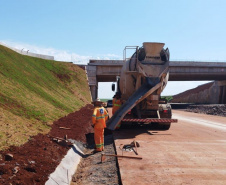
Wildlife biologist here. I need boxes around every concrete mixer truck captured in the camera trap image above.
[107,42,177,130]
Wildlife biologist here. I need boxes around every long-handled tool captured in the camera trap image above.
[134,140,138,155]
[101,153,142,163]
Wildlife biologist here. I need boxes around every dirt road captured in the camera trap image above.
[113,110,226,185]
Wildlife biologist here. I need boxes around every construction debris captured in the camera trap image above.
[51,136,66,141]
[5,153,13,161]
[120,141,140,155]
[59,127,71,130]
[0,104,94,185]
[12,166,19,174]
[123,141,140,149]
[50,135,72,147]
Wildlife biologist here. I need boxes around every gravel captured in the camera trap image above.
[186,104,226,117]
[71,131,121,185]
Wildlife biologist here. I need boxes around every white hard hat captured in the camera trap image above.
[92,98,103,104]
[95,98,101,102]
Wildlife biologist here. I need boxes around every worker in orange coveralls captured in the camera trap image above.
[92,98,108,152]
[112,92,123,130]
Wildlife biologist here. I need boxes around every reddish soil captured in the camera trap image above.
[113,110,226,185]
[172,82,214,100]
[0,104,94,185]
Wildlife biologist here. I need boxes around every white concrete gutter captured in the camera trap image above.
[45,143,84,185]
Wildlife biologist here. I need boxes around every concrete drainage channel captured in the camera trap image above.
[45,140,85,185]
[46,133,121,185]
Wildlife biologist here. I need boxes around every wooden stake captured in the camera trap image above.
[59,127,71,130]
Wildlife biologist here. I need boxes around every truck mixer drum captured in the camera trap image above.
[107,42,177,130]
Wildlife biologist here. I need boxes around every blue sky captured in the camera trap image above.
[1,0,226,98]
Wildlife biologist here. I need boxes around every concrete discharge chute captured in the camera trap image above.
[107,42,178,130]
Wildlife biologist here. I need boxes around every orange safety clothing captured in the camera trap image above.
[112,98,123,129]
[92,106,108,151]
[112,98,122,115]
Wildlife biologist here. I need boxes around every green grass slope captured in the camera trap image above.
[0,45,91,150]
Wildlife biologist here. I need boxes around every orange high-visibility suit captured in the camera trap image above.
[92,106,108,151]
[112,98,122,129]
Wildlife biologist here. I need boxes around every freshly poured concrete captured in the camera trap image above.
[45,144,83,185]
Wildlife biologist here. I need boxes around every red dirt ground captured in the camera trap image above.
[0,104,94,185]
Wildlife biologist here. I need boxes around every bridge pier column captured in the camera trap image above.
[217,80,226,104]
[219,86,226,104]
[86,65,98,101]
[90,85,98,101]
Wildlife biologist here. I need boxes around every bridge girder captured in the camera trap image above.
[86,60,226,100]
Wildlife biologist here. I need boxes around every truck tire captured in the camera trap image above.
[152,122,171,130]
[159,123,171,130]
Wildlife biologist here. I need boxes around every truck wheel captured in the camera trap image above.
[160,123,171,130]
[152,122,171,130]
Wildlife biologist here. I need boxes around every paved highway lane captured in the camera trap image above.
[113,110,226,185]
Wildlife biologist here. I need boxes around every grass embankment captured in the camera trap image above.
[0,45,91,150]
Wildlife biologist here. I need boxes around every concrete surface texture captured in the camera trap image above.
[169,61,226,81]
[113,110,226,185]
[87,60,226,83]
[45,144,83,185]
[86,60,226,100]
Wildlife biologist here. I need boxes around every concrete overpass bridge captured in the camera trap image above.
[86,60,226,103]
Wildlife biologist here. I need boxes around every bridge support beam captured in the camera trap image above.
[90,85,98,101]
[221,86,226,104]
[86,65,98,101]
[86,60,226,103]
[218,80,226,104]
